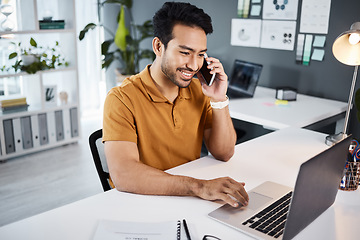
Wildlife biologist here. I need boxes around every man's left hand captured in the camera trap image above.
[197,56,228,102]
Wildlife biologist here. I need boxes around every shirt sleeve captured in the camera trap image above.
[102,87,138,143]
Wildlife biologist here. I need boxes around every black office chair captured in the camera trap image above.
[89,129,111,191]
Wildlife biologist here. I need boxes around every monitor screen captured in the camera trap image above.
[228,59,262,97]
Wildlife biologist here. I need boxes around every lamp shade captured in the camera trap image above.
[332,22,360,66]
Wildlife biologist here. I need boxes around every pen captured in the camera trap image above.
[183,219,192,240]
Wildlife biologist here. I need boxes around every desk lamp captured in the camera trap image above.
[325,22,360,146]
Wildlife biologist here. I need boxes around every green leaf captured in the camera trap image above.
[9,52,17,59]
[79,23,97,40]
[101,39,114,55]
[114,6,129,51]
[102,54,115,69]
[30,37,37,47]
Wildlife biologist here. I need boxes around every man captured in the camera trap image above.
[103,2,249,208]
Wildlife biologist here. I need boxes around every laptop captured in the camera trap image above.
[227,59,263,99]
[208,135,351,240]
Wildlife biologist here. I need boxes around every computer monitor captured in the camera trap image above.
[227,59,263,98]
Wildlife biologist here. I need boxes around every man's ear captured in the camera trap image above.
[152,37,163,56]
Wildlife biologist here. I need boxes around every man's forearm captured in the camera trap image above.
[111,159,248,208]
[206,105,237,160]
[112,160,200,196]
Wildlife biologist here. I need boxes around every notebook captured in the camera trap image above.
[226,59,263,99]
[208,135,351,240]
[93,219,181,240]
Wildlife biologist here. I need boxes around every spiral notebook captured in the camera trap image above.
[93,219,181,240]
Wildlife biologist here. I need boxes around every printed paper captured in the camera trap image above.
[260,20,296,51]
[231,19,262,47]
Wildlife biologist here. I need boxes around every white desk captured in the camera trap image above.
[0,128,359,240]
[229,87,347,131]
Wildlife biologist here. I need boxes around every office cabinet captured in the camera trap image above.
[30,115,40,148]
[3,119,15,154]
[0,0,80,161]
[20,116,33,149]
[55,110,64,141]
[70,107,79,138]
[0,107,80,160]
[47,112,56,144]
[62,108,71,140]
[38,113,49,146]
[12,118,23,153]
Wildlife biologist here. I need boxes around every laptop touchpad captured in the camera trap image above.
[247,192,273,210]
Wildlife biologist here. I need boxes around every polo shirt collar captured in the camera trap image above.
[139,65,192,103]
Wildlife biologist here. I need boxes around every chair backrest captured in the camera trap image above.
[89,129,111,191]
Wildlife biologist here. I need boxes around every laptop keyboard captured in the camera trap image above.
[242,191,293,238]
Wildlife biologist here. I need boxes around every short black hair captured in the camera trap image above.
[153,2,213,48]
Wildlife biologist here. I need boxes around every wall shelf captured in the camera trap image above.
[0,0,80,161]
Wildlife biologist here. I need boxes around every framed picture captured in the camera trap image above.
[44,85,57,106]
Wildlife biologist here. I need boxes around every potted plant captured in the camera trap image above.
[1,37,69,74]
[79,0,154,79]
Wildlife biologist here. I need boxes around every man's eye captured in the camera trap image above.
[199,53,205,58]
[180,51,190,55]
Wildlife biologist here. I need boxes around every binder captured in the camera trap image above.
[55,110,64,141]
[62,108,71,140]
[30,115,40,148]
[38,113,49,145]
[70,107,79,137]
[3,119,15,154]
[20,116,33,149]
[47,111,57,144]
[12,118,24,153]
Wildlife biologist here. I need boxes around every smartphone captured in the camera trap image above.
[199,53,216,86]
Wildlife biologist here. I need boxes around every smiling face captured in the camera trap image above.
[160,24,207,88]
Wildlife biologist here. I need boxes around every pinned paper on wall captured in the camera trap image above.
[296,34,305,63]
[231,18,261,47]
[238,0,251,18]
[260,20,296,51]
[262,0,299,20]
[250,5,261,16]
[311,49,325,61]
[313,35,326,47]
[302,34,313,65]
[300,0,331,34]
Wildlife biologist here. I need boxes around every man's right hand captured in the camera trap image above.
[192,177,249,207]
[105,141,249,207]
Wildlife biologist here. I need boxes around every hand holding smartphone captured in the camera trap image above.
[199,53,216,86]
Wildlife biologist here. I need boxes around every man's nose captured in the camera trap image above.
[186,56,200,72]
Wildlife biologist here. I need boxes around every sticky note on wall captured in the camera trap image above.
[311,49,325,61]
[296,34,305,63]
[313,36,326,47]
[303,34,313,66]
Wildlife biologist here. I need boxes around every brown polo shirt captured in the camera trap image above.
[103,65,213,170]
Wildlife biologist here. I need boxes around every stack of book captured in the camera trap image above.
[0,96,29,113]
[39,20,65,29]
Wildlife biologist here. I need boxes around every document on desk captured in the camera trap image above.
[93,219,180,240]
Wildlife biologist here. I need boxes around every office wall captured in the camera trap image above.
[130,0,360,137]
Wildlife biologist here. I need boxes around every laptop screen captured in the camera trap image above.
[228,59,263,98]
